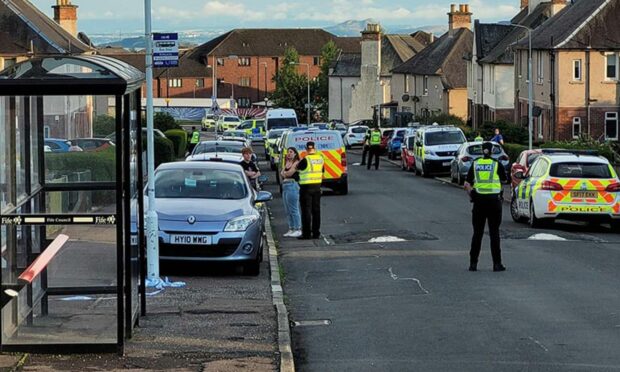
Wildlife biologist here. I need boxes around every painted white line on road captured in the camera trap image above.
[292,320,331,327]
[323,235,331,245]
[527,233,567,241]
[388,267,430,295]
[528,336,549,352]
[369,236,406,243]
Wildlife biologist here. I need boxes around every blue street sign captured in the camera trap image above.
[153,33,179,67]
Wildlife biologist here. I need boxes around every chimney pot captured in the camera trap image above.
[450,4,456,12]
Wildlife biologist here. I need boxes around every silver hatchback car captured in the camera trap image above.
[152,161,272,275]
[450,141,510,185]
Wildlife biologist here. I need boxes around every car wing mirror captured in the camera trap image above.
[258,175,269,184]
[514,171,525,180]
[255,191,273,203]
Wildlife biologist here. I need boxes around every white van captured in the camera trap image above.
[413,124,466,177]
[265,109,299,132]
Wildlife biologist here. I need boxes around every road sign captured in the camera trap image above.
[153,33,179,67]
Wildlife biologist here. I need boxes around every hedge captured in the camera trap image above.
[541,140,618,164]
[474,120,529,145]
[503,143,528,164]
[164,129,188,158]
[142,136,175,167]
[93,115,116,137]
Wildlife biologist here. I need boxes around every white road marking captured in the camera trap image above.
[292,320,331,327]
[527,233,567,241]
[369,236,406,243]
[323,235,331,245]
[388,267,430,295]
[528,336,549,352]
[352,162,361,166]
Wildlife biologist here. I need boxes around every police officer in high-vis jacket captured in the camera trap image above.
[189,126,201,154]
[296,141,324,240]
[367,127,382,170]
[464,141,508,272]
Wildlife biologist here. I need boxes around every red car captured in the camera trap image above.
[380,129,394,154]
[510,149,543,189]
[400,135,416,171]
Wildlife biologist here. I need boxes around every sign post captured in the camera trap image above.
[153,33,179,68]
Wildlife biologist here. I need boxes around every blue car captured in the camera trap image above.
[152,161,272,275]
[387,128,407,160]
[44,138,71,152]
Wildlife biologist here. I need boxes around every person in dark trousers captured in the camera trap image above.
[367,127,381,170]
[464,141,508,272]
[360,128,370,166]
[188,126,201,154]
[296,141,324,240]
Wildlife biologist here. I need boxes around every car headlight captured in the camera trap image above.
[424,149,436,156]
[224,215,259,232]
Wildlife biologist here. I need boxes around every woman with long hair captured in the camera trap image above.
[280,147,302,237]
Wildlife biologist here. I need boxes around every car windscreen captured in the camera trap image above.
[268,117,298,129]
[224,117,239,122]
[425,131,465,146]
[155,168,247,199]
[351,127,368,134]
[268,130,286,139]
[335,125,346,130]
[550,162,612,179]
[383,130,394,137]
[407,136,415,150]
[287,132,343,152]
[467,144,502,155]
[527,153,541,166]
[224,131,246,137]
[395,130,405,138]
[193,142,244,154]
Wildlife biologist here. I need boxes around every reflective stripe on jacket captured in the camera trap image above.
[299,153,324,185]
[473,158,501,194]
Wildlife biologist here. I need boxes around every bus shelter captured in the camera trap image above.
[0,55,145,353]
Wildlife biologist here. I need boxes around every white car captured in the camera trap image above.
[217,115,241,131]
[344,125,369,149]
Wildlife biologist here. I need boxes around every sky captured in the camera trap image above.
[30,0,521,33]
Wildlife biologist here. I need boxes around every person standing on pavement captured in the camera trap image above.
[474,132,483,141]
[296,141,324,240]
[367,126,381,170]
[464,141,508,272]
[490,128,504,145]
[240,147,261,190]
[280,147,302,238]
[360,128,370,166]
[188,126,201,154]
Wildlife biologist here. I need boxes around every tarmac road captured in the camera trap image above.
[264,150,620,372]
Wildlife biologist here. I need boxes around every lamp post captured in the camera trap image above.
[512,23,534,150]
[260,62,268,100]
[289,62,311,125]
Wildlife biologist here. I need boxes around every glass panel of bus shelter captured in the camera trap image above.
[1,95,118,345]
[129,94,140,324]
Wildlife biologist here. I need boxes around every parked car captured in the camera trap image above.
[387,128,407,160]
[237,119,266,142]
[264,128,287,160]
[217,115,242,131]
[152,161,272,275]
[510,149,543,190]
[310,123,330,130]
[189,140,245,157]
[344,125,369,149]
[334,123,347,137]
[450,141,509,185]
[201,114,217,131]
[71,138,116,151]
[380,129,394,154]
[511,152,620,230]
[105,128,166,142]
[400,135,416,172]
[44,138,71,152]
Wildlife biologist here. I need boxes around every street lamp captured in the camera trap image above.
[220,80,235,102]
[289,62,311,125]
[512,23,534,150]
[260,62,268,100]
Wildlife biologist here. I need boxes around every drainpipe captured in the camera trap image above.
[340,77,343,121]
[550,47,556,141]
[586,47,591,137]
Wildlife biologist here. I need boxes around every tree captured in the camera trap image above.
[271,47,314,124]
[93,115,116,137]
[142,112,181,132]
[315,41,340,120]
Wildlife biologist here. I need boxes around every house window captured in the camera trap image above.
[44,126,50,138]
[217,57,225,66]
[3,58,16,69]
[572,117,581,139]
[238,97,251,108]
[538,113,544,139]
[423,75,428,96]
[489,65,495,94]
[195,79,204,88]
[605,53,618,80]
[573,60,582,81]
[605,112,618,140]
[518,52,522,78]
[313,56,321,66]
[168,79,182,88]
[238,57,251,66]
[536,52,544,83]
[404,74,409,93]
[239,77,251,87]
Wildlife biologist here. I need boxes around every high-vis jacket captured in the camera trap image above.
[190,131,201,144]
[369,130,381,145]
[473,158,501,194]
[299,153,324,185]
[474,136,483,141]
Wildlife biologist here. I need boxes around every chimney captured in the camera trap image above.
[448,4,472,35]
[53,0,78,37]
[521,0,528,9]
[361,23,382,77]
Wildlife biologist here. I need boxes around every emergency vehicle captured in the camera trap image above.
[276,129,348,195]
[237,119,266,142]
[413,124,466,177]
[510,151,620,230]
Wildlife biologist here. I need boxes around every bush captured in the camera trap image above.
[503,143,528,163]
[164,129,188,158]
[142,112,181,132]
[143,136,175,168]
[541,139,618,164]
[477,120,528,145]
[93,115,116,137]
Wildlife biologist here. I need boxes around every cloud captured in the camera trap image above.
[201,1,268,21]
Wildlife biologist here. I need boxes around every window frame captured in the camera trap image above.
[605,112,619,141]
[404,74,409,93]
[536,51,544,84]
[605,53,618,81]
[422,75,428,96]
[313,56,321,66]
[572,59,582,81]
[168,78,182,88]
[238,57,251,67]
[572,117,581,139]
[237,97,251,108]
[239,77,251,87]
[538,113,544,138]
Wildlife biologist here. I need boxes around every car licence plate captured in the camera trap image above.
[570,191,597,199]
[170,235,212,245]
[442,162,451,166]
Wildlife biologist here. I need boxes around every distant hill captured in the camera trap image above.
[324,19,379,36]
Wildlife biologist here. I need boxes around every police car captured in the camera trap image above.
[510,150,620,230]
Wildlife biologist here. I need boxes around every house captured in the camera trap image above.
[328,25,431,123]
[0,0,94,139]
[514,0,620,142]
[391,4,473,121]
[468,0,562,129]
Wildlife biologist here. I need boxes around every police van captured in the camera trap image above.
[277,129,348,195]
[413,124,466,177]
[265,109,299,133]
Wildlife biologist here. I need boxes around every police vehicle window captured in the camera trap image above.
[526,154,540,167]
[425,131,465,146]
[351,127,367,134]
[155,169,247,200]
[467,144,502,155]
[268,118,298,129]
[531,159,548,177]
[268,130,285,139]
[256,121,265,129]
[550,162,612,179]
[224,117,239,122]
[238,121,252,129]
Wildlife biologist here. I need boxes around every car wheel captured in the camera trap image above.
[338,182,349,195]
[450,169,457,183]
[401,158,406,170]
[457,173,464,185]
[611,219,620,233]
[511,195,526,223]
[422,164,430,178]
[529,198,543,228]
[243,259,260,276]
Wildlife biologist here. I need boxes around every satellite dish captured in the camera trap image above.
[402,94,410,102]
[412,96,420,102]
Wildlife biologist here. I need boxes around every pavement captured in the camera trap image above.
[263,150,620,372]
